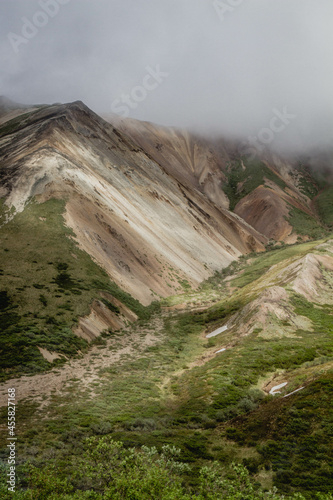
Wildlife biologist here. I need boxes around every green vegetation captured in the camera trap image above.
[286,165,332,235]
[295,164,320,199]
[0,205,332,497]
[166,291,332,430]
[100,298,121,315]
[225,373,333,496]
[2,438,330,499]
[93,279,160,322]
[286,205,326,240]
[231,240,320,288]
[0,111,39,138]
[0,198,157,380]
[222,158,287,210]
[316,186,333,229]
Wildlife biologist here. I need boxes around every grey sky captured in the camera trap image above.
[1,0,333,154]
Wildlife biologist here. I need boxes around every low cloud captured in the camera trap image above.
[1,0,332,155]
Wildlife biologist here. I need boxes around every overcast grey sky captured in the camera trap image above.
[1,0,333,154]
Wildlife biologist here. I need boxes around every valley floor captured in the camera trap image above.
[1,237,333,498]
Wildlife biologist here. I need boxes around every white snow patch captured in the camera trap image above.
[283,387,305,398]
[269,382,288,395]
[206,325,228,338]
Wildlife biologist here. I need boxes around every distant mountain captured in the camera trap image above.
[0,96,24,113]
[0,96,42,129]
[106,113,332,242]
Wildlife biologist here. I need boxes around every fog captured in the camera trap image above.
[1,0,333,154]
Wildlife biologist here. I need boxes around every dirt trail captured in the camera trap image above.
[0,296,222,413]
[0,318,163,410]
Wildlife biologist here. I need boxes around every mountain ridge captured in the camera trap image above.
[0,100,267,307]
[105,112,331,242]
[0,99,332,498]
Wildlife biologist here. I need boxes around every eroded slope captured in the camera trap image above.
[0,102,266,305]
[106,113,329,242]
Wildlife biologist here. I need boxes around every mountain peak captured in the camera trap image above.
[0,95,28,110]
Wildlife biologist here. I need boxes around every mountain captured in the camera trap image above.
[0,96,27,115]
[0,100,332,498]
[106,113,332,242]
[0,100,269,379]
[0,99,331,376]
[0,95,40,127]
[0,101,269,305]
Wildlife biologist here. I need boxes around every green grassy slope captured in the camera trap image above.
[316,186,333,229]
[0,198,156,381]
[0,108,46,138]
[286,205,326,240]
[222,158,287,211]
[1,236,332,498]
[222,158,329,240]
[225,372,333,495]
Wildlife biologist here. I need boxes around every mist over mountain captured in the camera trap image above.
[1,3,333,499]
[1,0,333,155]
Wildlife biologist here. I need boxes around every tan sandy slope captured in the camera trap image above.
[0,102,266,304]
[106,114,324,242]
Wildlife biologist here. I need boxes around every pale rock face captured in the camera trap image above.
[105,114,232,212]
[228,286,313,339]
[0,102,267,304]
[105,114,323,243]
[282,251,333,304]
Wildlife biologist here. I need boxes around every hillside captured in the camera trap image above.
[0,101,332,498]
[107,114,332,242]
[0,236,332,498]
[0,102,267,303]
